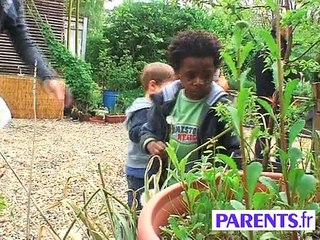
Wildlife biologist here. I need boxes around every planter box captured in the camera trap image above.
[105,114,126,124]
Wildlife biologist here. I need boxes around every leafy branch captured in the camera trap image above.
[289,38,320,63]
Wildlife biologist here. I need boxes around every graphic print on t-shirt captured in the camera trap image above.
[169,90,207,162]
[171,124,198,143]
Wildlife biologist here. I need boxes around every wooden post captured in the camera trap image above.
[312,83,320,131]
[312,82,320,169]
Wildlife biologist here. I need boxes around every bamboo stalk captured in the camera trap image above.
[275,2,296,239]
[75,0,80,56]
[67,0,73,50]
[26,60,38,240]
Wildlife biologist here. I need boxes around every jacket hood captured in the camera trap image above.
[160,80,228,105]
[125,97,152,126]
[125,97,152,115]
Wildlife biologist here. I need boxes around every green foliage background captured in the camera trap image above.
[85,1,238,97]
[36,0,320,111]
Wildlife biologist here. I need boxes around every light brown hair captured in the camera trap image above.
[141,62,175,90]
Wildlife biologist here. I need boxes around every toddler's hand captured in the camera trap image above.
[146,141,166,157]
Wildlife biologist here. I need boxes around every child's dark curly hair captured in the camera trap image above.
[168,30,223,71]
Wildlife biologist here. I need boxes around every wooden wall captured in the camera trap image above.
[0,0,65,76]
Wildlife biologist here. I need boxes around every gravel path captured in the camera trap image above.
[0,119,128,239]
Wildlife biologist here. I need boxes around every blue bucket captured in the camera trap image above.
[103,90,119,110]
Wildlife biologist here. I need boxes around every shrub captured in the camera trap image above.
[27,3,101,111]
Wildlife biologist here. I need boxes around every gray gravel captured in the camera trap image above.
[0,119,128,239]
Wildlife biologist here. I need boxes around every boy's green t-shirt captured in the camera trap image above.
[169,89,207,162]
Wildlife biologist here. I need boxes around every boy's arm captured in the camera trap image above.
[128,109,148,143]
[140,103,165,153]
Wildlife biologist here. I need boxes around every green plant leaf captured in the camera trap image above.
[266,0,276,11]
[202,168,216,184]
[279,149,288,170]
[306,203,320,214]
[230,200,245,210]
[279,191,288,204]
[288,147,303,169]
[233,28,242,49]
[253,192,269,209]
[239,41,254,69]
[288,168,305,195]
[237,88,250,120]
[115,210,137,240]
[259,29,279,59]
[196,233,205,240]
[297,174,317,202]
[185,172,198,187]
[257,98,277,123]
[227,106,240,136]
[166,144,178,163]
[260,231,279,240]
[216,154,239,173]
[180,156,188,175]
[249,126,261,146]
[168,217,189,239]
[240,230,248,239]
[247,162,263,205]
[63,199,105,240]
[288,119,305,148]
[187,188,201,205]
[222,52,237,79]
[284,79,299,116]
[239,69,251,89]
[259,176,279,194]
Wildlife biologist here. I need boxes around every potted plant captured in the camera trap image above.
[82,109,106,124]
[137,5,320,239]
[98,52,138,111]
[104,98,127,124]
[78,111,91,122]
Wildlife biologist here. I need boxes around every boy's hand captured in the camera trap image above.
[146,140,167,158]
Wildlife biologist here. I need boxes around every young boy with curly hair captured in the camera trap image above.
[125,62,175,210]
[140,30,240,172]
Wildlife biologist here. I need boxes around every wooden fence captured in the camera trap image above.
[0,0,65,76]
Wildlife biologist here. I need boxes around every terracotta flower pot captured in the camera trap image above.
[89,116,105,124]
[105,114,126,124]
[83,115,91,122]
[137,172,283,240]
